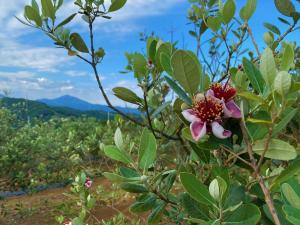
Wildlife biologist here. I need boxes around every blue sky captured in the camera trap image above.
[0,0,299,106]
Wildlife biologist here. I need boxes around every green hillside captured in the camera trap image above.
[0,97,114,121]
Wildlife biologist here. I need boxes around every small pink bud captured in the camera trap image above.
[84,177,93,188]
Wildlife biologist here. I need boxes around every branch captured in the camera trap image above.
[275,19,298,44]
[86,16,180,141]
[245,23,260,57]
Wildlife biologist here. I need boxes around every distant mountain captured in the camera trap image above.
[38,95,139,114]
[0,97,116,121]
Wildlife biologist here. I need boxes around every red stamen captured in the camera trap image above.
[210,83,236,102]
[192,96,223,123]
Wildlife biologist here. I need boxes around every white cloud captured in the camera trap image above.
[65,70,89,77]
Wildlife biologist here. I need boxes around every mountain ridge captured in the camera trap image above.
[38,95,138,114]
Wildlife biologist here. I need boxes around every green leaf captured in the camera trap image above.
[209,177,227,202]
[171,50,201,96]
[31,0,39,13]
[253,139,297,160]
[240,0,257,21]
[155,42,173,71]
[103,145,132,164]
[70,33,89,53]
[164,77,192,105]
[103,172,141,183]
[72,217,84,225]
[108,0,127,12]
[274,71,292,96]
[160,52,173,75]
[132,53,147,78]
[180,172,216,206]
[150,101,171,119]
[55,13,77,30]
[243,58,265,94]
[114,128,123,150]
[275,0,295,17]
[130,195,156,213]
[120,183,148,193]
[225,204,261,225]
[260,47,277,86]
[147,38,157,63]
[147,201,166,225]
[180,193,210,220]
[238,91,264,103]
[281,44,294,71]
[113,87,142,105]
[24,5,42,27]
[138,128,157,170]
[282,183,300,208]
[41,0,55,22]
[207,16,222,32]
[264,22,281,35]
[271,159,300,191]
[222,0,236,24]
[283,205,300,224]
[273,108,297,136]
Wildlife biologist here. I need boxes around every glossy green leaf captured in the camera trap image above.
[253,139,297,160]
[240,0,257,21]
[24,5,42,27]
[180,172,216,206]
[243,58,265,94]
[180,193,210,221]
[150,101,171,119]
[164,77,192,105]
[103,145,132,164]
[260,47,277,86]
[147,38,157,62]
[108,0,127,12]
[120,183,148,193]
[282,183,300,208]
[138,128,156,170]
[55,13,77,30]
[225,204,261,225]
[103,172,141,183]
[281,44,294,71]
[238,92,264,103]
[41,0,55,22]
[70,33,89,53]
[283,205,300,224]
[171,50,201,96]
[147,201,166,225]
[132,53,147,78]
[160,52,172,75]
[207,16,222,32]
[114,127,123,150]
[113,87,142,105]
[275,0,295,17]
[222,0,236,24]
[273,108,297,136]
[264,22,281,35]
[130,194,156,213]
[271,159,300,191]
[274,71,292,96]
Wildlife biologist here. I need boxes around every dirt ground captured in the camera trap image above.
[0,178,136,225]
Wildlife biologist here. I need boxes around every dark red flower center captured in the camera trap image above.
[210,83,236,102]
[193,96,223,123]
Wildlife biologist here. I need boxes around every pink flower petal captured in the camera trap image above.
[224,100,242,118]
[190,121,207,141]
[182,109,198,122]
[211,121,232,139]
[206,89,215,97]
